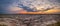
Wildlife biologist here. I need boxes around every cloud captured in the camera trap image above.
[18,0,60,11]
[57,0,60,3]
[0,0,60,14]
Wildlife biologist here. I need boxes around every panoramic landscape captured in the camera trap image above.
[0,0,60,26]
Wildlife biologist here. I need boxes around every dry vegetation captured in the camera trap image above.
[47,21,60,26]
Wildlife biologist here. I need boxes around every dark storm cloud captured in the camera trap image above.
[18,4,36,12]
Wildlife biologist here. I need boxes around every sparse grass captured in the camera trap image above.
[0,24,7,26]
[47,21,60,26]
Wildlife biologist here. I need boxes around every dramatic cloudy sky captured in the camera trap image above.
[0,0,60,14]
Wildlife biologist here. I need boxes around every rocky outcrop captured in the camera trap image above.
[0,14,60,26]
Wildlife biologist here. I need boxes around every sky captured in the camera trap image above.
[0,0,60,14]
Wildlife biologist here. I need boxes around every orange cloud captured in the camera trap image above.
[18,5,60,14]
[19,9,60,14]
[45,9,60,14]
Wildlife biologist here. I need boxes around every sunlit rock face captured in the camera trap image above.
[18,0,60,11]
